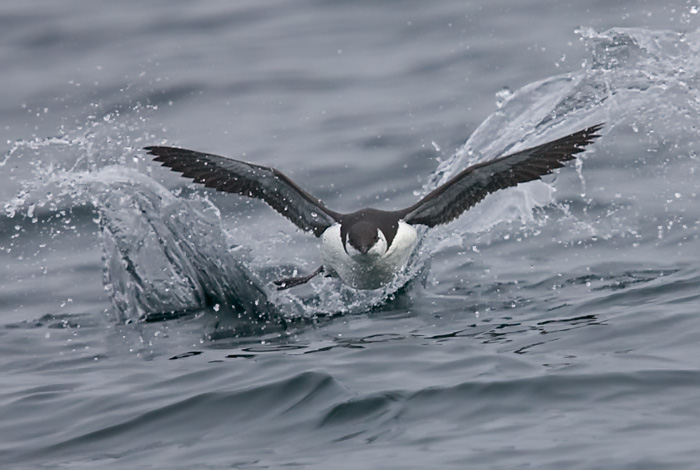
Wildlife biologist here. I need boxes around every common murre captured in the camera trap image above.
[145,123,602,290]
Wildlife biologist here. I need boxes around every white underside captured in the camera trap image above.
[320,221,418,290]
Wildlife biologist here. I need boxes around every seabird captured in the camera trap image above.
[145,123,602,290]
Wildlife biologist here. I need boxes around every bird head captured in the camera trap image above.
[344,221,387,258]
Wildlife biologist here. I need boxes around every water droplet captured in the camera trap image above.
[495,87,513,109]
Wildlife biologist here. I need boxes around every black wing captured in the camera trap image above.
[398,124,603,227]
[144,146,342,237]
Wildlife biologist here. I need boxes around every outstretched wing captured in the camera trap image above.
[144,146,341,237]
[398,124,603,227]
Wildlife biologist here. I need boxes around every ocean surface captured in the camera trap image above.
[2,1,700,468]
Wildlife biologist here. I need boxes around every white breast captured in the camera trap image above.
[320,221,417,290]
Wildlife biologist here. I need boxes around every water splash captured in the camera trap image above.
[1,105,284,327]
[89,168,280,324]
[417,27,700,244]
[4,27,700,328]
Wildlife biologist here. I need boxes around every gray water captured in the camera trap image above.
[2,1,700,469]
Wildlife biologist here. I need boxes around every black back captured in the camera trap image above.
[145,124,603,243]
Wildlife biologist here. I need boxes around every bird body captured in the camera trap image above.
[145,124,603,290]
[321,218,417,289]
